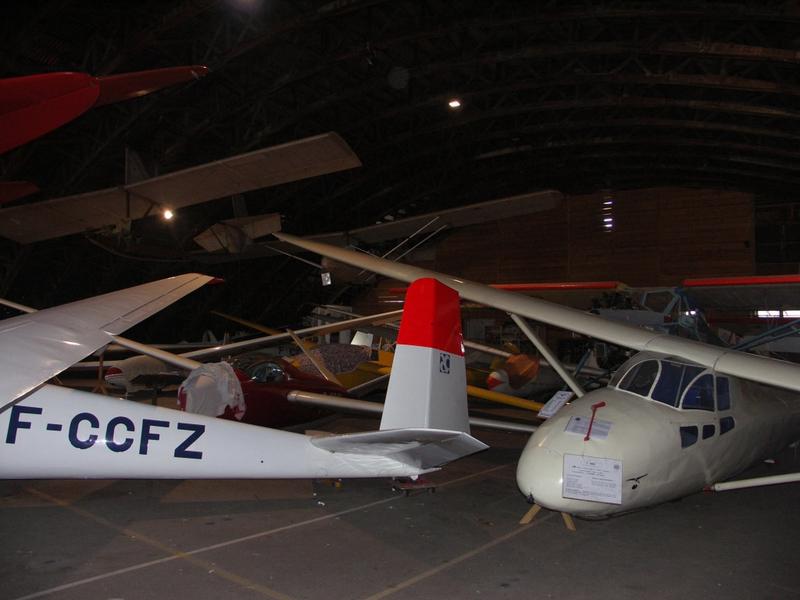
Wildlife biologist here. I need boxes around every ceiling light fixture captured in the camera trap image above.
[448,98,462,109]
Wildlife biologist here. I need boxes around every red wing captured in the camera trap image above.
[683,274,800,311]
[95,65,209,106]
[0,66,209,155]
[0,72,98,154]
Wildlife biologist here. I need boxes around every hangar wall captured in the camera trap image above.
[353,187,754,315]
[434,187,754,287]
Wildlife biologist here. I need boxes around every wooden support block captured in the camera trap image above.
[519,503,542,525]
[561,512,577,531]
[91,352,108,395]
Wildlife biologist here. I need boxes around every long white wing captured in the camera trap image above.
[292,190,561,246]
[275,232,800,394]
[0,273,213,405]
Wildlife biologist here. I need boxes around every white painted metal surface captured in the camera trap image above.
[380,345,469,432]
[0,385,433,479]
[0,277,484,480]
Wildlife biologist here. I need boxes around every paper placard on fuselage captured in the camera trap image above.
[564,415,612,439]
[562,454,622,504]
[538,390,573,419]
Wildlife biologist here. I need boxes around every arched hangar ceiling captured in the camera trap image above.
[1,0,799,329]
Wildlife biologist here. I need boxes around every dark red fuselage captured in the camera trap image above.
[229,354,347,428]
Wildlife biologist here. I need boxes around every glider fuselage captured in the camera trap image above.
[517,351,800,517]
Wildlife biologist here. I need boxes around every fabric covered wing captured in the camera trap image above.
[0,273,212,405]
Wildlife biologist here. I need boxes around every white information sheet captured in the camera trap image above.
[564,415,612,439]
[538,390,573,419]
[562,454,622,504]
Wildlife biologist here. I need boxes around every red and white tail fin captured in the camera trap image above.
[380,278,470,433]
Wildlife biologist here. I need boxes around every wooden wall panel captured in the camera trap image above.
[430,187,754,287]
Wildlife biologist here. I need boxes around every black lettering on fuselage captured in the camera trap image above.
[4,407,206,460]
[69,412,99,449]
[139,419,169,455]
[5,405,42,443]
[174,423,205,459]
[106,416,135,452]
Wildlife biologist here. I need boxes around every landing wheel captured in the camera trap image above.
[391,477,436,496]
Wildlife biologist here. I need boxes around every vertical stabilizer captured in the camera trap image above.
[380,278,469,433]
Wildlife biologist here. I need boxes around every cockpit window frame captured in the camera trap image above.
[680,373,715,411]
[247,361,287,384]
[618,360,661,398]
[615,358,729,412]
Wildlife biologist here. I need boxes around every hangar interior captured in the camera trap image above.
[2,2,800,599]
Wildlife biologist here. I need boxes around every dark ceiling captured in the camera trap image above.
[2,0,799,337]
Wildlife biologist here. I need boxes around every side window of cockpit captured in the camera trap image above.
[720,416,736,435]
[680,426,699,448]
[681,374,715,411]
[619,360,660,397]
[716,377,731,411]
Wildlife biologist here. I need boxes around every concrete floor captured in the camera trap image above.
[2,416,800,600]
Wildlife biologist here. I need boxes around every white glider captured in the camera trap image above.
[275,231,800,518]
[0,275,485,479]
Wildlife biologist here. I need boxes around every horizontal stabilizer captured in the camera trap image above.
[311,428,487,470]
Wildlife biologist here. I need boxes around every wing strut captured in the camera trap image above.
[286,329,343,385]
[508,313,585,398]
[286,390,537,434]
[709,472,800,491]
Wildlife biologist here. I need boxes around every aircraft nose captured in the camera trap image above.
[516,442,564,507]
[516,391,666,518]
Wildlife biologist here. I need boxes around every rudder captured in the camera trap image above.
[379,278,470,433]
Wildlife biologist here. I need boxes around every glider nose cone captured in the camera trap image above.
[516,390,662,517]
[516,440,563,508]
